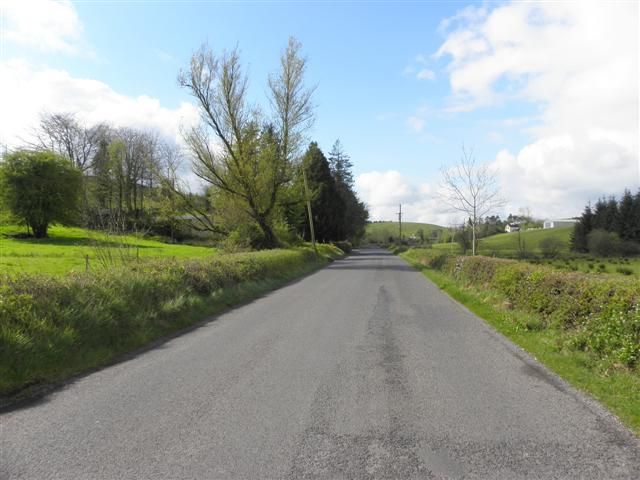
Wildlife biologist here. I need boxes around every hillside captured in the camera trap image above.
[365,221,446,243]
[478,227,572,256]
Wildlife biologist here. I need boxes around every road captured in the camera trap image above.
[2,248,639,479]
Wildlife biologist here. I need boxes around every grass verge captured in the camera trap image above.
[400,251,640,435]
[0,245,342,403]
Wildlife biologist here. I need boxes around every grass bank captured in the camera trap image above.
[0,244,342,401]
[399,248,640,435]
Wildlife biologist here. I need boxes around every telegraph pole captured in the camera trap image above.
[302,166,317,257]
[398,204,402,241]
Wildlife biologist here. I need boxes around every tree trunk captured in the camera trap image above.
[255,216,278,249]
[32,222,48,238]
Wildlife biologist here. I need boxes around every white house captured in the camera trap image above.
[543,218,578,229]
[505,223,520,233]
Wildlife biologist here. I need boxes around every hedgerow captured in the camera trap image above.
[0,246,342,396]
[403,248,640,370]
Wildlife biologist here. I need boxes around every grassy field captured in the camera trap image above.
[0,225,217,275]
[365,221,446,243]
[430,227,640,277]
[478,226,573,256]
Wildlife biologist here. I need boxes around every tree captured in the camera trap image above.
[327,139,368,243]
[302,142,344,243]
[0,150,82,238]
[570,203,593,252]
[439,146,504,255]
[178,37,314,248]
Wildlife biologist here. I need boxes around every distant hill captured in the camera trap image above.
[365,221,446,243]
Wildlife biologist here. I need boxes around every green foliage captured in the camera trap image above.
[303,142,345,242]
[401,248,639,370]
[572,189,640,254]
[587,229,620,257]
[0,246,339,395]
[0,150,82,238]
[539,236,565,258]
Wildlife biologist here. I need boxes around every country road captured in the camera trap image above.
[1,248,638,479]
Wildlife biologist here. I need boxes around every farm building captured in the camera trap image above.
[505,223,520,233]
[543,218,577,229]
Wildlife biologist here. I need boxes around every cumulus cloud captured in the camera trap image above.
[438,1,639,218]
[2,0,90,55]
[355,171,454,225]
[0,59,199,148]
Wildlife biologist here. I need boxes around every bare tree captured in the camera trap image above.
[178,37,314,248]
[439,146,505,255]
[32,112,108,173]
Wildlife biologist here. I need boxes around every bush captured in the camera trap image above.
[0,150,82,238]
[332,241,352,253]
[401,247,639,369]
[587,229,620,257]
[539,237,565,258]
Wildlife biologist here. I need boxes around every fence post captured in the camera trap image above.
[85,254,89,272]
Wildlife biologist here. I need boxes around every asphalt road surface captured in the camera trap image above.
[2,248,639,479]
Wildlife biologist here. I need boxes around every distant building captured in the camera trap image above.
[543,218,577,229]
[505,223,520,233]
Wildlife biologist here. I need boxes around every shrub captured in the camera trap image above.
[0,150,82,238]
[332,241,353,253]
[616,267,634,276]
[539,237,565,258]
[587,229,620,257]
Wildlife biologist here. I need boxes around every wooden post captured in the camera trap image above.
[85,255,89,272]
[302,166,317,257]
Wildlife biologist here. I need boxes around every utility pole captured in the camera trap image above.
[398,204,402,241]
[302,166,317,256]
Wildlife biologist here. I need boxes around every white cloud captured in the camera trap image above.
[355,171,454,225]
[0,59,199,149]
[416,68,435,80]
[437,1,639,218]
[406,116,425,133]
[1,0,90,55]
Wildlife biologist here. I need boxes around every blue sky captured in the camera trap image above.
[1,1,638,223]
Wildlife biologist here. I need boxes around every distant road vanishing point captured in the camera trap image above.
[2,248,639,479]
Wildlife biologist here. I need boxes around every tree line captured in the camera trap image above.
[0,38,369,247]
[571,189,640,255]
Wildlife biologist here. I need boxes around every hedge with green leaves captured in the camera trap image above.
[403,248,640,369]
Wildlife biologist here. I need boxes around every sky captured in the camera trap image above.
[1,0,638,225]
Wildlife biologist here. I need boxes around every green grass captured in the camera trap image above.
[0,225,217,275]
[478,226,573,256]
[365,221,446,243]
[400,252,640,435]
[0,244,343,401]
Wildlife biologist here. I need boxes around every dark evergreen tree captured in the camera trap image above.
[632,190,640,242]
[570,203,593,252]
[327,139,368,243]
[618,189,635,240]
[302,143,345,243]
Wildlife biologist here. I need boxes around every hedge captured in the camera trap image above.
[403,248,640,369]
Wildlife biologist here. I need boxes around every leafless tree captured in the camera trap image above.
[32,112,108,173]
[439,146,505,255]
[178,37,314,248]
